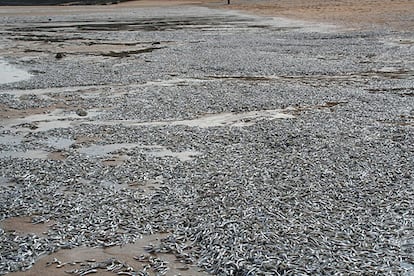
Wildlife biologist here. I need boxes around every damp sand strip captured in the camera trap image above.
[87,109,295,128]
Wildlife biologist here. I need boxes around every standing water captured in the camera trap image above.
[0,59,32,84]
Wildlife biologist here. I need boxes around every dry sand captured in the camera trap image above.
[1,0,413,29]
[122,0,414,30]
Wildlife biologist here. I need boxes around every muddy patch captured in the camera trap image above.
[47,150,68,160]
[3,108,105,132]
[4,28,172,59]
[8,233,207,276]
[74,135,101,145]
[0,103,69,121]
[0,105,61,120]
[1,216,55,237]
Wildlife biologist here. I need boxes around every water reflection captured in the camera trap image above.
[0,59,32,84]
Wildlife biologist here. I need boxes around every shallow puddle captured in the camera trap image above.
[4,108,104,132]
[0,149,50,159]
[0,134,24,145]
[0,132,74,159]
[0,59,32,85]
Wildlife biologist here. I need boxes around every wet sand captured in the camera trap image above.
[9,233,207,276]
[0,216,54,237]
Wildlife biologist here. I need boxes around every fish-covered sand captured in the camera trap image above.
[0,0,413,275]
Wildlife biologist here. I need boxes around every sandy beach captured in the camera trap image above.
[220,0,414,30]
[0,0,413,275]
[1,0,413,30]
